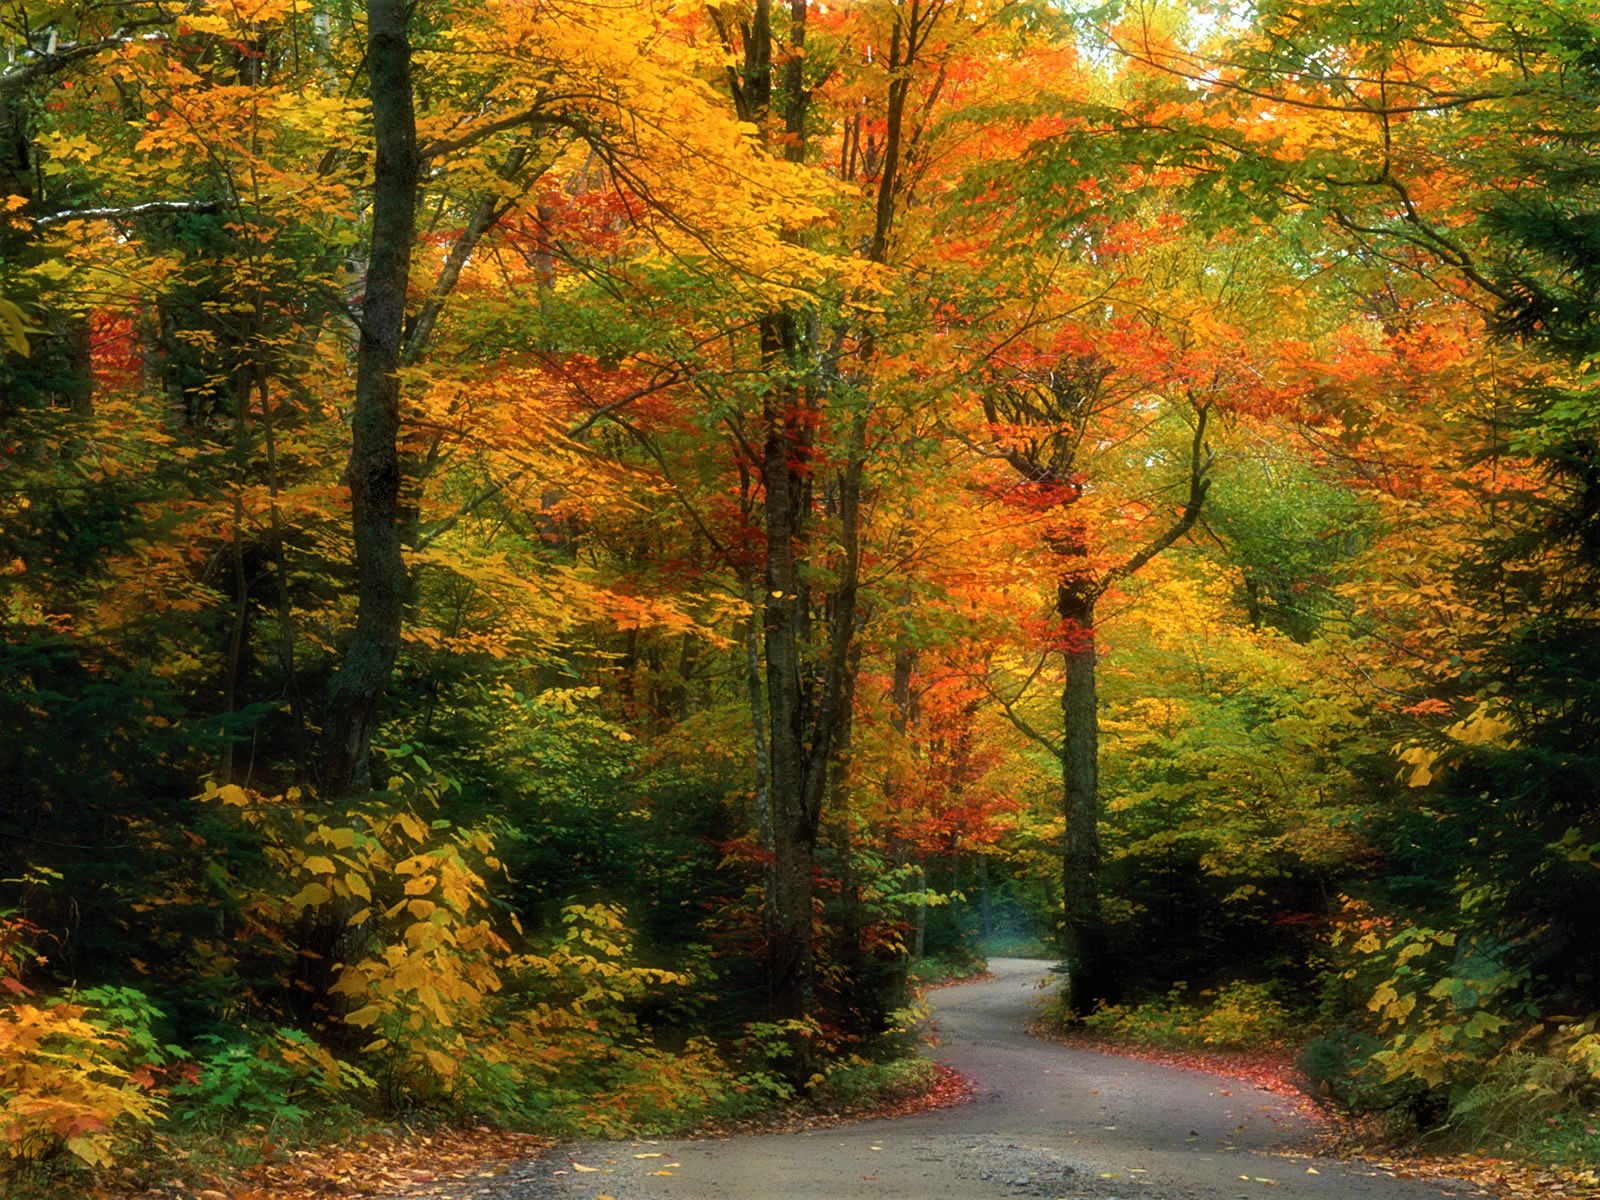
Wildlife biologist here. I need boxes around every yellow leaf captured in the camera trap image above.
[0,298,32,356]
[303,855,337,875]
[215,783,252,807]
[317,825,357,849]
[423,1047,458,1078]
[65,1135,110,1166]
[292,882,333,906]
[345,1004,382,1027]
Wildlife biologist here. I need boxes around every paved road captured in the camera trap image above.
[511,959,1479,1200]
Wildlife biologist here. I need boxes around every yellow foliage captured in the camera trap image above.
[0,298,32,357]
[0,989,162,1168]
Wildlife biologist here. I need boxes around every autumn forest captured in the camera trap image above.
[1,0,1597,1190]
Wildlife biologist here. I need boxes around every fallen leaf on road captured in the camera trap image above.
[572,1162,601,1172]
[634,1153,664,1158]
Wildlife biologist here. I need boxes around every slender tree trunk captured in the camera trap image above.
[978,854,992,941]
[319,0,417,800]
[1058,583,1112,1014]
[762,315,816,1049]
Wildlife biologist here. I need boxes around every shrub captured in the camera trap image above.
[1078,980,1294,1049]
[0,985,166,1170]
[0,905,166,1173]
[168,1028,373,1131]
[809,1056,938,1110]
[1298,1027,1431,1122]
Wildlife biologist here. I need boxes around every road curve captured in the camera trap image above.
[515,958,1479,1200]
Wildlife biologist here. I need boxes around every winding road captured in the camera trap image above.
[508,959,1480,1200]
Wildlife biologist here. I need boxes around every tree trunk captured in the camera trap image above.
[319,0,417,801]
[761,311,811,1024]
[1058,583,1113,1014]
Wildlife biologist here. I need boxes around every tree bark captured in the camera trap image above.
[1057,583,1112,1015]
[319,0,417,800]
[761,313,819,1062]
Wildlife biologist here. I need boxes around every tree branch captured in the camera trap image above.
[411,370,689,551]
[979,656,1063,759]
[1102,398,1213,591]
[0,28,167,94]
[34,200,222,227]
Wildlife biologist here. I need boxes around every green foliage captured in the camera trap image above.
[906,950,988,987]
[168,1029,374,1131]
[809,1056,939,1110]
[1076,980,1296,1050]
[1097,568,1377,992]
[1445,1052,1598,1155]
[478,904,793,1135]
[1308,907,1600,1141]
[1298,1027,1419,1117]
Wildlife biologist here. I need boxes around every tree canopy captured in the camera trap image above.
[0,0,1596,1187]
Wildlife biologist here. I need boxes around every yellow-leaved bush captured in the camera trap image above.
[495,903,765,1136]
[206,780,517,1108]
[0,911,163,1169]
[204,783,739,1128]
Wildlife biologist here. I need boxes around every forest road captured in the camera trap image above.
[476,958,1483,1200]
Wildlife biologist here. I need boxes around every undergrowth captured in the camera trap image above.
[1066,981,1295,1050]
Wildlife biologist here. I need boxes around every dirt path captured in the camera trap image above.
[448,959,1482,1200]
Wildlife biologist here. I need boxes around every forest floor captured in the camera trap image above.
[82,961,1598,1200]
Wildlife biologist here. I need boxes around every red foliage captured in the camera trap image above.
[89,311,142,393]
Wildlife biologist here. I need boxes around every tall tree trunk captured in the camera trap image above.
[1057,583,1112,1014]
[761,312,817,1057]
[319,0,417,800]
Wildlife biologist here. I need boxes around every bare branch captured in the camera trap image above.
[1102,398,1213,591]
[978,656,1063,759]
[0,28,167,94]
[34,200,222,227]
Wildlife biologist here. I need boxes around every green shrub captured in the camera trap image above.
[1192,981,1295,1047]
[1445,1051,1592,1149]
[809,1056,938,1110]
[1298,1027,1430,1120]
[1078,980,1294,1049]
[168,1028,373,1131]
[907,950,986,987]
